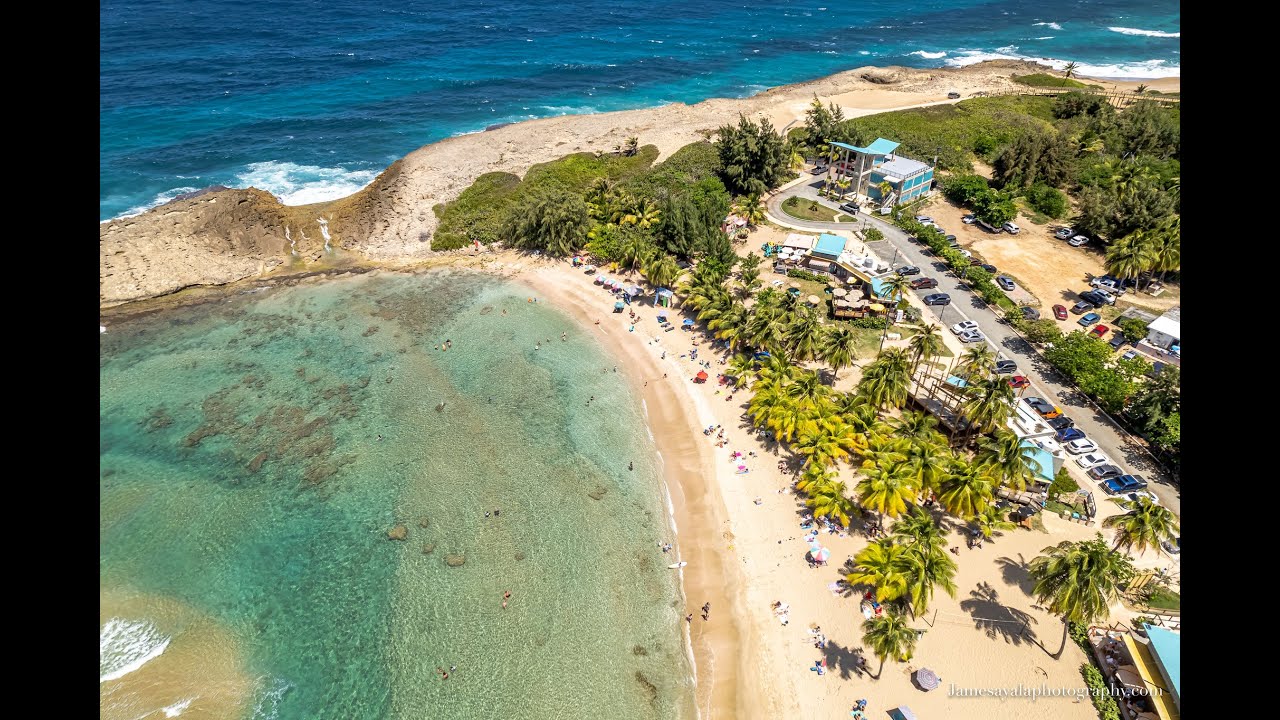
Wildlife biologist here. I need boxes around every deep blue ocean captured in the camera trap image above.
[100,0,1179,221]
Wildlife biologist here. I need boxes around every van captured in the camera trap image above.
[1002,222,1020,234]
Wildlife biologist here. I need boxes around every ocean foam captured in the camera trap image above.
[1034,36,1055,40]
[163,698,195,717]
[1032,22,1063,30]
[100,618,171,683]
[909,50,947,59]
[944,50,1179,78]
[234,161,379,206]
[1108,26,1180,38]
[250,677,292,720]
[112,186,200,221]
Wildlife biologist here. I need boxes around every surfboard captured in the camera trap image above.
[668,561,687,569]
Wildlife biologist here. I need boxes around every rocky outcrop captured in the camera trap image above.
[387,524,408,541]
[445,554,466,567]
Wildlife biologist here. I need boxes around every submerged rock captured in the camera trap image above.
[588,486,608,501]
[422,543,437,555]
[418,517,430,528]
[388,524,408,541]
[634,671,659,704]
[514,551,526,561]
[247,451,269,473]
[445,554,466,567]
[632,645,648,656]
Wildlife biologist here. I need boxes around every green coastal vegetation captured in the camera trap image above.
[1011,73,1098,89]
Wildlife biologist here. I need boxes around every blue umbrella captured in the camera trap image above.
[682,319,695,327]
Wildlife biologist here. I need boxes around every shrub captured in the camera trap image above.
[1118,317,1149,341]
[787,268,827,283]
[903,306,922,323]
[1023,319,1064,345]
[1080,664,1123,720]
[941,174,990,206]
[1026,184,1068,219]
[864,227,884,242]
[851,316,888,330]
[1049,467,1079,496]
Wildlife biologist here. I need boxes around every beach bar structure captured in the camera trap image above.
[1086,625,1180,720]
[827,138,935,207]
[653,287,674,308]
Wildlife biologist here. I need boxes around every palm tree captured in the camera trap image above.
[819,326,858,380]
[859,348,912,410]
[877,180,895,206]
[1148,216,1180,281]
[1061,61,1079,85]
[836,177,853,200]
[1102,496,1181,556]
[859,432,909,470]
[1105,232,1156,284]
[900,544,958,617]
[862,613,919,679]
[1029,535,1134,658]
[740,192,767,227]
[856,462,919,529]
[958,344,995,380]
[878,273,912,308]
[725,353,758,389]
[892,411,941,447]
[796,422,857,470]
[892,506,946,551]
[624,136,640,156]
[938,460,995,520]
[786,307,826,361]
[619,231,654,273]
[1135,83,1149,95]
[959,376,1016,446]
[632,198,661,229]
[971,503,1017,541]
[901,439,951,497]
[807,479,859,527]
[908,324,943,376]
[642,253,681,289]
[976,429,1041,492]
[795,463,836,494]
[786,370,831,409]
[846,539,908,603]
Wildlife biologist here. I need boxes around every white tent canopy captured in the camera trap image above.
[783,233,816,251]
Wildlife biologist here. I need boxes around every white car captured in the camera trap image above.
[1002,222,1020,234]
[959,249,973,258]
[951,320,979,335]
[1054,227,1074,240]
[958,329,985,343]
[1091,288,1117,305]
[1122,490,1159,506]
[1068,235,1090,247]
[1074,452,1110,469]
[1064,438,1099,455]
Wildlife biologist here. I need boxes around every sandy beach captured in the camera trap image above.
[512,246,1167,720]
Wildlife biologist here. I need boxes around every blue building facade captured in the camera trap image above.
[828,138,934,207]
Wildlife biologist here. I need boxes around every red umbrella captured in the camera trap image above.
[696,371,708,380]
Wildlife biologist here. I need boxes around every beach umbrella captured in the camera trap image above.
[682,318,695,327]
[807,294,820,305]
[832,287,847,298]
[614,301,625,310]
[890,706,918,720]
[914,667,940,691]
[788,281,800,288]
[695,370,708,380]
[808,545,830,563]
[869,303,885,312]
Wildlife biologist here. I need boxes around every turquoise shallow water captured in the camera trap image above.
[100,270,694,719]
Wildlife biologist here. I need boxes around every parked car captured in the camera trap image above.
[976,219,1001,233]
[896,265,921,276]
[1090,288,1117,305]
[1068,235,1090,247]
[951,321,979,335]
[923,293,951,306]
[1056,427,1086,443]
[1122,490,1159,505]
[995,276,1016,291]
[910,277,938,290]
[1047,415,1074,430]
[1077,312,1101,327]
[1077,290,1107,308]
[958,329,985,343]
[1070,301,1092,315]
[978,263,997,273]
[962,214,976,224]
[1008,375,1030,389]
[1089,324,1109,338]
[944,234,957,243]
[840,202,860,214]
[1002,221,1021,234]
[809,166,827,175]
[1102,474,1148,494]
[1089,464,1123,481]
[959,249,973,259]
[1021,306,1040,321]
[1121,349,1138,361]
[1109,335,1127,350]
[995,359,1017,374]
[1025,397,1061,418]
[1053,304,1068,320]
[1090,277,1126,295]
[914,215,934,224]
[1161,537,1180,555]
[1064,438,1099,455]
[1054,227,1075,240]
[1075,452,1110,469]
[947,91,961,99]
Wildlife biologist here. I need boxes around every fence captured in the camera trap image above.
[980,86,1179,108]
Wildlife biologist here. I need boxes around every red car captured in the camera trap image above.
[1089,324,1109,339]
[1008,375,1031,389]
[1052,304,1068,320]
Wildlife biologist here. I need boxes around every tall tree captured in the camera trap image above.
[976,429,1041,492]
[1029,535,1134,657]
[821,326,858,380]
[908,324,944,376]
[642,253,681,289]
[938,460,995,519]
[502,189,590,255]
[856,462,919,529]
[847,539,908,603]
[716,114,790,196]
[862,613,919,679]
[900,543,958,617]
[1102,496,1180,555]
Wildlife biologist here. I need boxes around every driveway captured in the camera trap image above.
[764,183,1181,517]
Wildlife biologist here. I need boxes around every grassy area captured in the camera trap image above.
[782,196,842,222]
[1015,198,1052,225]
[1145,587,1181,612]
[836,214,857,222]
[1011,73,1098,89]
[432,145,662,250]
[836,96,1058,171]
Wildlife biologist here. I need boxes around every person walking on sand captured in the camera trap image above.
[686,614,693,624]
[628,461,634,471]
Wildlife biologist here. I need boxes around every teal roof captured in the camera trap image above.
[829,138,900,155]
[813,233,847,258]
[1019,440,1056,484]
[945,375,969,388]
[1143,625,1181,700]
[868,277,892,298]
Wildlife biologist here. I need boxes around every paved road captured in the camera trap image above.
[766,183,1182,518]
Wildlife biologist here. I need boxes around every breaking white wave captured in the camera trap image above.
[1032,22,1063,30]
[944,50,1179,78]
[163,698,196,717]
[234,161,380,206]
[250,677,293,720]
[1109,26,1180,38]
[909,50,947,59]
[112,186,200,221]
[100,618,171,683]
